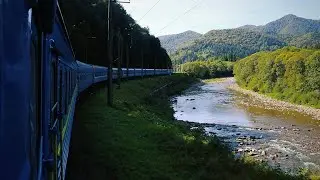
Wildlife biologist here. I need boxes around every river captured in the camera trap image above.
[171,78,320,174]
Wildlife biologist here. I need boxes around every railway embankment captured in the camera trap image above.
[66,74,305,180]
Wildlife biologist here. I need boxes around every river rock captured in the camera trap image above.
[249,152,259,156]
[293,128,300,131]
[193,107,196,109]
[261,150,266,156]
[271,154,278,160]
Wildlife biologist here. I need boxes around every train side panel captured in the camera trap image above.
[0,1,34,179]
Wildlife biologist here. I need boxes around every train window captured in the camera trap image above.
[59,66,63,116]
[69,71,71,101]
[51,54,58,126]
[65,70,68,115]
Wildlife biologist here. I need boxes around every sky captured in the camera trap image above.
[121,0,320,36]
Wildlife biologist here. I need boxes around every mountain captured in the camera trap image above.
[261,14,320,36]
[170,29,286,64]
[238,14,320,36]
[167,14,320,65]
[158,31,202,54]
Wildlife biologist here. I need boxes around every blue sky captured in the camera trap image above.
[122,0,320,36]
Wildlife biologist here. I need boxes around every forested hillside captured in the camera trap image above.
[158,31,202,54]
[60,0,171,69]
[163,14,320,65]
[234,47,320,108]
[170,29,286,65]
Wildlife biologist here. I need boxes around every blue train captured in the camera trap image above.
[0,1,172,180]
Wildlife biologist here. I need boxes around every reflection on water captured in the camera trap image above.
[173,80,253,127]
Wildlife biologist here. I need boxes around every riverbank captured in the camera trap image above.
[66,75,303,180]
[228,80,320,121]
[194,78,320,177]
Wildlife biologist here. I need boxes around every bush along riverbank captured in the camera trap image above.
[66,74,305,180]
[179,59,234,79]
[234,47,320,109]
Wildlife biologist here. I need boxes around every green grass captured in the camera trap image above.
[66,74,306,180]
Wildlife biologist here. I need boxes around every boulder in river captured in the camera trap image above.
[193,107,196,109]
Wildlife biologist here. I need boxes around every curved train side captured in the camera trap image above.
[0,1,172,180]
[77,61,171,93]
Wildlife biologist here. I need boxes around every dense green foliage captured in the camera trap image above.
[163,14,320,65]
[234,47,320,108]
[67,75,304,180]
[158,30,202,54]
[180,60,234,79]
[60,0,171,68]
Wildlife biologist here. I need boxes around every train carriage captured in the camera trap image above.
[0,1,172,180]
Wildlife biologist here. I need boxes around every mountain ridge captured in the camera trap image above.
[158,30,202,54]
[160,14,320,65]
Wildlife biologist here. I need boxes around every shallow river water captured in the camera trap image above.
[172,78,320,174]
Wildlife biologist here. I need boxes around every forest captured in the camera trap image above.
[179,59,234,79]
[60,0,172,69]
[234,47,320,108]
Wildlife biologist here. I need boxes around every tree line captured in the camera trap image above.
[234,47,320,108]
[179,59,234,79]
[60,0,172,69]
